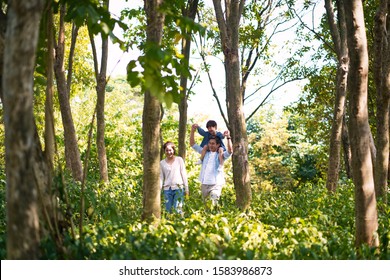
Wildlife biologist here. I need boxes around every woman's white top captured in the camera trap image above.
[160,156,189,192]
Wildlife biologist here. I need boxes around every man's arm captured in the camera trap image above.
[190,124,197,147]
[191,124,203,153]
[224,130,233,154]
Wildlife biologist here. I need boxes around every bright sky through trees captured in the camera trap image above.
[108,0,324,125]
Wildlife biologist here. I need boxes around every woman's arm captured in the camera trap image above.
[179,157,189,195]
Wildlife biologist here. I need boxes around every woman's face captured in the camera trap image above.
[165,145,175,158]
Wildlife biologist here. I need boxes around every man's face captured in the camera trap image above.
[208,139,219,152]
[207,126,217,136]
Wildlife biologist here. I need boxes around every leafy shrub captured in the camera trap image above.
[54,181,389,260]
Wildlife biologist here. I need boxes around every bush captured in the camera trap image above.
[53,181,389,260]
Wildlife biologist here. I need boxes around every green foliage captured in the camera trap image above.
[71,77,144,181]
[65,0,127,45]
[38,181,389,260]
[123,1,205,108]
[247,108,295,190]
[246,106,323,190]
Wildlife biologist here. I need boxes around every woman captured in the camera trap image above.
[160,141,189,214]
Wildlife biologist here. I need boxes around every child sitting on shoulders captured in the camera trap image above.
[193,120,226,165]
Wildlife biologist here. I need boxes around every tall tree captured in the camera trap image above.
[325,0,349,192]
[89,0,110,182]
[3,0,46,259]
[178,0,199,159]
[142,0,166,221]
[54,3,83,182]
[344,0,379,247]
[44,2,55,174]
[212,0,251,210]
[373,0,389,203]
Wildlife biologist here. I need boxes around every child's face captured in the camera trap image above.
[207,126,217,135]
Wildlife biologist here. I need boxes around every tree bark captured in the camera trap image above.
[45,5,55,173]
[344,0,379,248]
[142,0,165,221]
[213,0,251,210]
[326,64,348,191]
[54,3,83,182]
[0,9,6,101]
[374,0,389,203]
[3,0,46,259]
[178,0,199,160]
[341,113,352,178]
[325,0,349,192]
[90,0,110,183]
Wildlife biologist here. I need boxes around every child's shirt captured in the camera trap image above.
[197,127,226,151]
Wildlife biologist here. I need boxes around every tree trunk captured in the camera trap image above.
[325,0,349,192]
[54,3,83,182]
[178,0,199,160]
[342,113,352,179]
[213,0,251,210]
[96,48,109,182]
[45,5,55,173]
[0,9,6,100]
[3,0,46,259]
[344,0,379,248]
[374,0,389,203]
[91,0,109,183]
[142,0,166,221]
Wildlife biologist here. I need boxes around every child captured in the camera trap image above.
[194,120,226,164]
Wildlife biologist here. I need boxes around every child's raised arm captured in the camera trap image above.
[197,126,207,136]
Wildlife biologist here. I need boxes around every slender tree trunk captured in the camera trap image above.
[54,3,83,182]
[45,5,55,173]
[0,9,6,101]
[3,0,46,259]
[142,0,166,221]
[374,0,389,203]
[213,0,251,210]
[90,0,110,182]
[95,43,109,182]
[344,0,379,248]
[325,0,349,192]
[178,0,199,160]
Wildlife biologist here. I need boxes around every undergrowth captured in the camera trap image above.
[35,179,390,260]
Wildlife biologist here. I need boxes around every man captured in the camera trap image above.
[190,124,233,207]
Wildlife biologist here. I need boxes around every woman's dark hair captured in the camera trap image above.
[163,141,176,154]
